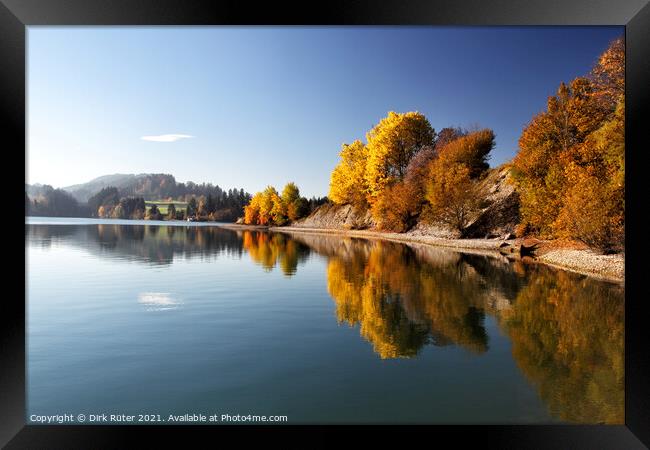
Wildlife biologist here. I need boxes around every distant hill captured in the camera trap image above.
[62,174,140,202]
[26,173,253,221]
[59,173,195,202]
[28,173,251,205]
[26,183,50,198]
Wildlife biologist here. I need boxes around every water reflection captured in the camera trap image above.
[498,271,624,424]
[27,223,245,265]
[26,224,624,423]
[138,292,181,311]
[312,235,623,424]
[242,231,311,276]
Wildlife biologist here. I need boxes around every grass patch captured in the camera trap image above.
[145,201,188,215]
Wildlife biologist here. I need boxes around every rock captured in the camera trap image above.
[462,166,520,239]
[520,238,542,256]
[291,203,376,230]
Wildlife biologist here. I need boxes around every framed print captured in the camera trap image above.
[2,0,649,447]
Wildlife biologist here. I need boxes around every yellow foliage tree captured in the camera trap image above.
[281,182,308,222]
[270,193,287,226]
[364,111,435,205]
[257,186,280,225]
[243,184,305,226]
[281,182,300,205]
[328,140,369,206]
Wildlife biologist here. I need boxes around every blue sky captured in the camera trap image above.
[27,26,623,198]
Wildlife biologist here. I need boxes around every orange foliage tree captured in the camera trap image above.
[425,129,495,231]
[511,37,624,251]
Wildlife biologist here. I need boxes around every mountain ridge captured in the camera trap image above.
[27,173,246,203]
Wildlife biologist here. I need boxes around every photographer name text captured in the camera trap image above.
[29,413,288,424]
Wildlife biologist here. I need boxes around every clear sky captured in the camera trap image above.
[27,26,623,198]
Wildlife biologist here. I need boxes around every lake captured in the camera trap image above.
[25,218,624,424]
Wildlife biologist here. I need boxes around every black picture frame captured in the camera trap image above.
[3,0,649,447]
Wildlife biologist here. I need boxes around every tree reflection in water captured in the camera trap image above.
[242,231,310,276]
[26,224,625,423]
[275,232,624,424]
[498,270,624,423]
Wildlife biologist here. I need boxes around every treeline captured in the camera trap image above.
[183,189,253,222]
[512,37,624,252]
[243,182,327,225]
[27,180,253,222]
[25,186,89,217]
[114,173,250,203]
[88,187,147,219]
[328,111,494,233]
[327,36,624,252]
[88,185,253,222]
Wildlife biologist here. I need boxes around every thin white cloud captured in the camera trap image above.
[138,292,181,311]
[141,134,194,142]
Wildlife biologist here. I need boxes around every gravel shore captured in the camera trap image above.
[537,249,624,282]
[272,226,624,283]
[217,223,624,282]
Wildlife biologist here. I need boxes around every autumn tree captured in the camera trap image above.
[112,203,124,219]
[281,182,300,205]
[244,192,263,225]
[329,140,369,207]
[88,186,119,217]
[512,79,605,237]
[327,116,474,232]
[380,145,439,231]
[364,111,435,205]
[371,182,417,232]
[270,191,288,226]
[434,127,467,151]
[512,37,624,251]
[590,36,624,111]
[426,163,479,231]
[281,182,309,221]
[425,129,495,232]
[197,196,208,218]
[244,183,310,226]
[287,197,309,222]
[281,182,308,221]
[244,186,285,226]
[255,186,279,225]
[554,99,625,251]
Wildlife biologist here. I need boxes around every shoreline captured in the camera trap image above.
[28,218,624,283]
[222,223,625,283]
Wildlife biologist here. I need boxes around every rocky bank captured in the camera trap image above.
[281,165,623,282]
[293,165,519,239]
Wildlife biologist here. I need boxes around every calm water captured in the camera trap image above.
[26,218,624,424]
